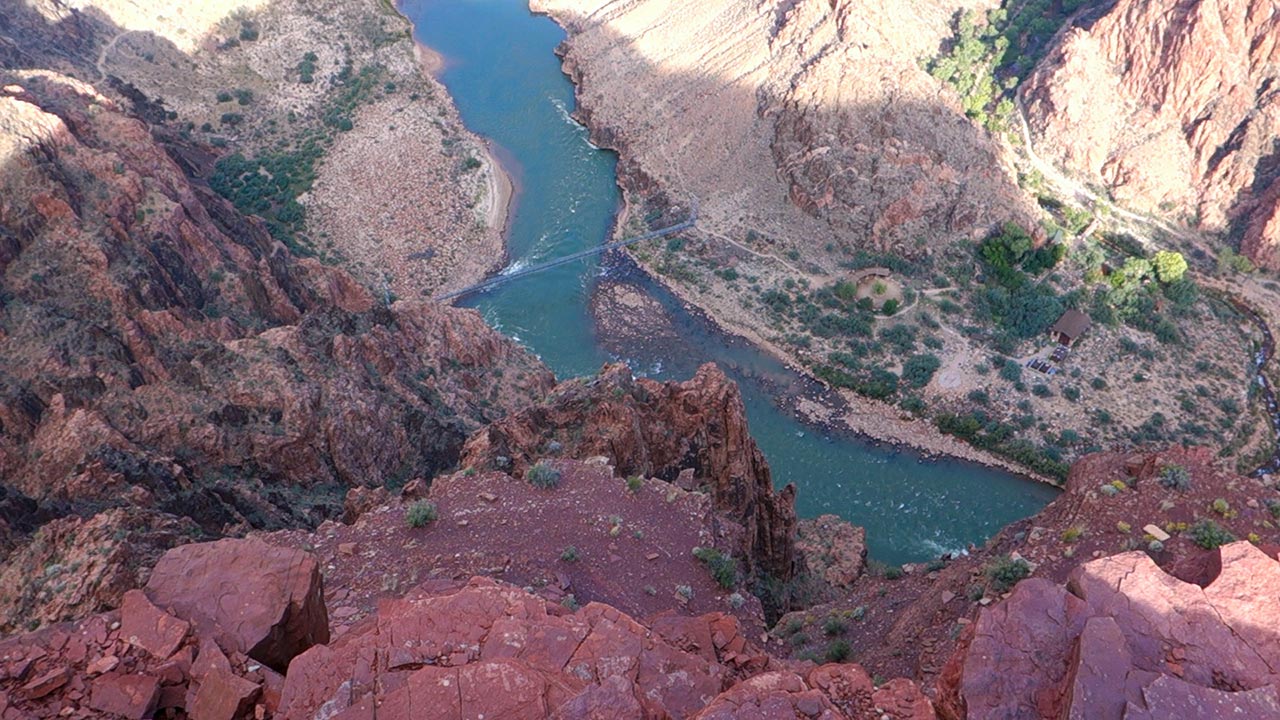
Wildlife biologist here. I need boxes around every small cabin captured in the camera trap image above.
[1049,309,1092,346]
[849,267,892,285]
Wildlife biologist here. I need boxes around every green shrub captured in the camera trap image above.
[692,547,737,589]
[999,360,1022,383]
[1062,386,1081,402]
[822,616,847,636]
[985,555,1031,593]
[902,354,942,389]
[1158,465,1191,491]
[216,90,233,103]
[825,640,851,663]
[1189,519,1234,549]
[1211,498,1231,516]
[626,475,643,493]
[560,545,580,562]
[883,566,904,580]
[527,461,561,489]
[405,501,437,528]
[881,298,900,315]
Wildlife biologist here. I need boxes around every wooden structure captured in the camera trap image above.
[849,267,892,285]
[1049,309,1092,346]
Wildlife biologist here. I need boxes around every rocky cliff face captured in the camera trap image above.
[1023,0,1280,261]
[937,541,1280,718]
[775,446,1280,690]
[0,71,553,632]
[462,363,799,583]
[534,0,1028,260]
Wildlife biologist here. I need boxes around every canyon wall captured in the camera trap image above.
[533,0,1030,260]
[1023,0,1280,263]
[0,70,553,631]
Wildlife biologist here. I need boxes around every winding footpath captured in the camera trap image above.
[1014,95,1280,476]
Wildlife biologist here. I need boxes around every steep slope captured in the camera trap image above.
[775,446,1280,686]
[1022,0,1280,262]
[1,0,510,297]
[0,71,553,631]
[536,0,1027,259]
[462,363,798,584]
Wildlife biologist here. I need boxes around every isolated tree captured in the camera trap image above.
[1152,250,1188,283]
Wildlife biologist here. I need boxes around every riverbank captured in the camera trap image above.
[627,250,1061,485]
[301,3,514,299]
[532,6,1059,487]
[531,0,1264,486]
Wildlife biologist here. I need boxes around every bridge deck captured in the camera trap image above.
[435,214,696,301]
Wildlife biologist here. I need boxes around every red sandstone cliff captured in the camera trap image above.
[462,363,799,584]
[0,71,554,632]
[1023,0,1280,263]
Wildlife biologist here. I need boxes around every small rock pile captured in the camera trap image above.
[0,538,326,720]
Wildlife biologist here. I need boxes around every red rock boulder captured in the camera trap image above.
[145,538,328,671]
[938,541,1280,719]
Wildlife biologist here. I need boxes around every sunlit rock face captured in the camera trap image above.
[1023,0,1280,262]
[531,0,1031,260]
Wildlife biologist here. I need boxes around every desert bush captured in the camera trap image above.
[985,555,1031,593]
[405,501,437,528]
[527,461,561,489]
[693,547,737,589]
[1158,465,1192,491]
[902,354,941,388]
[1189,519,1234,549]
[825,640,851,663]
[823,616,847,636]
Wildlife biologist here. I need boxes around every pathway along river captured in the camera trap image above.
[400,0,1059,565]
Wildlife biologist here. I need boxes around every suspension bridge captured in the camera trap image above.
[435,206,697,301]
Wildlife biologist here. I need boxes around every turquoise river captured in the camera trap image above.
[399,0,1060,565]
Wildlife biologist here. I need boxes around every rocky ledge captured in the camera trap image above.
[0,537,933,720]
[938,540,1280,719]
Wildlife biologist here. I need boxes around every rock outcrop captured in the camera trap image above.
[265,459,759,631]
[1023,0,1280,260]
[462,363,798,582]
[0,538,934,719]
[0,70,552,632]
[0,538,329,720]
[795,515,867,594]
[938,541,1280,719]
[144,538,328,672]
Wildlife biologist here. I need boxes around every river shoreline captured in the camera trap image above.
[410,37,516,275]
[529,4,1059,488]
[403,0,1055,487]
